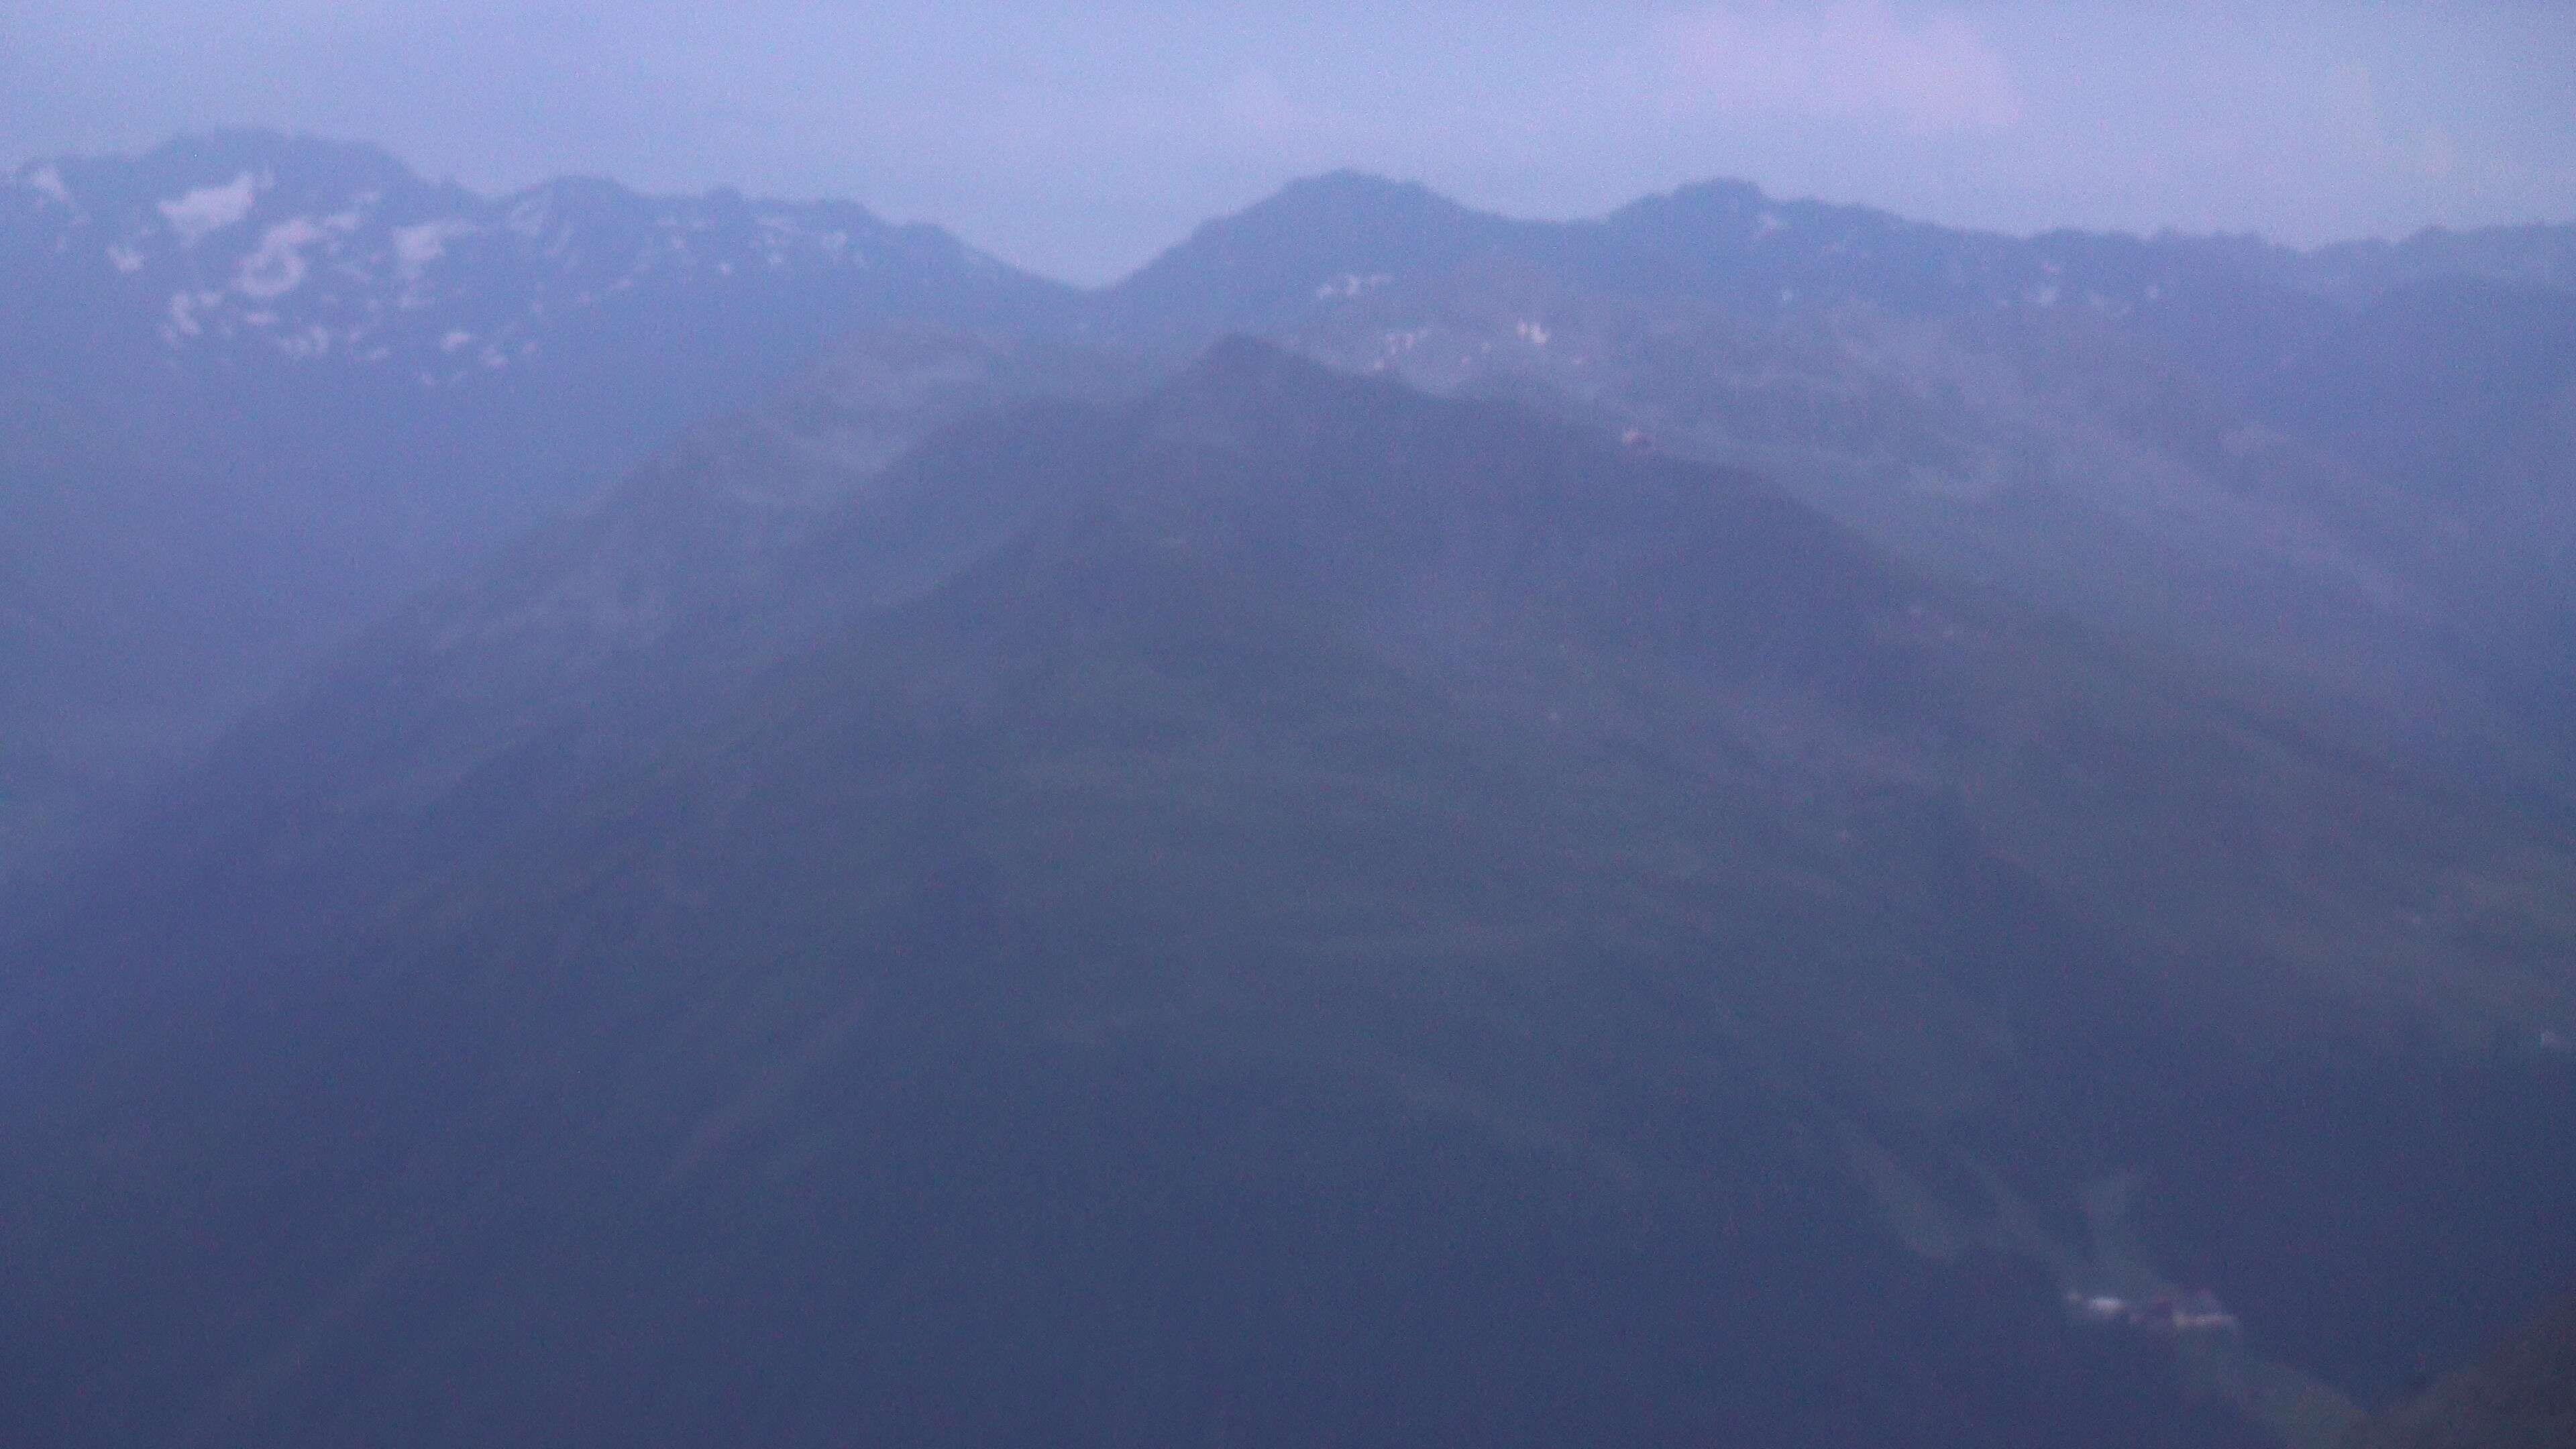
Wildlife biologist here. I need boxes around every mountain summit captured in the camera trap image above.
[5,139,2575,1443]
[7,338,2573,1447]
[4,128,1068,382]
[0,131,1079,881]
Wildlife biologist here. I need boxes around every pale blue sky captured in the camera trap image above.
[5,1,2571,282]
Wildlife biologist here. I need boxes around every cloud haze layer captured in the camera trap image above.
[5,1,2571,282]
[1658,3,2022,133]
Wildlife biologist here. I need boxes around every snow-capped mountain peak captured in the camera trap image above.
[4,131,1057,388]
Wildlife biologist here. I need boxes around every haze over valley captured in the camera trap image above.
[4,41,2574,1444]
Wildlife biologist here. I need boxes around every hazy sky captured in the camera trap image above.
[5,1,2571,282]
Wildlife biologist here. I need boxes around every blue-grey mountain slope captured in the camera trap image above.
[1090,174,2576,795]
[10,142,2572,886]
[0,131,1075,879]
[6,142,2574,1444]
[5,341,2572,1448]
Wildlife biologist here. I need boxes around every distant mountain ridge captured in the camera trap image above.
[2300,223,2576,301]
[1084,170,2576,800]
[0,131,1078,879]
[3,130,1067,384]
[1090,169,2576,349]
[4,129,2572,885]
[14,138,2566,383]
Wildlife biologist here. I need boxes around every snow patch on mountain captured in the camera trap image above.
[160,172,265,245]
[8,138,1058,388]
[1316,272,1390,301]
[164,289,222,341]
[753,215,803,269]
[505,194,549,237]
[237,218,325,299]
[21,164,72,207]
[392,219,475,276]
[277,325,341,358]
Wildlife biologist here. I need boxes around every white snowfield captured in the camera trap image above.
[20,162,72,207]
[158,172,264,245]
[2063,1289,2242,1335]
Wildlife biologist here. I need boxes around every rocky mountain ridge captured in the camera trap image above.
[14,341,2573,1446]
[4,131,1064,384]
[0,133,1077,880]
[1085,172,2576,797]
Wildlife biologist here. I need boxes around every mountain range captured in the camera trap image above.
[3,132,2572,1446]
[10,135,2574,883]
[1,132,1071,875]
[1106,173,2576,790]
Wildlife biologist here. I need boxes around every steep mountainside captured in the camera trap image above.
[1089,176,2576,793]
[0,131,1076,879]
[9,142,2572,883]
[6,343,2573,1448]
[2,131,1066,384]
